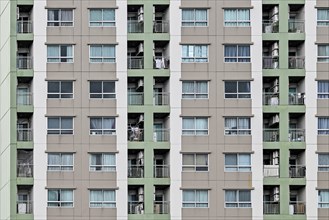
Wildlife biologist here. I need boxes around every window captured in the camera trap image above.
[225,81,251,98]
[182,45,208,63]
[224,45,250,62]
[318,117,329,135]
[224,9,250,27]
[319,154,329,171]
[48,189,73,207]
[89,153,116,171]
[225,117,251,135]
[90,81,115,99]
[319,190,329,208]
[47,9,73,26]
[89,9,115,27]
[90,190,116,208]
[47,81,73,98]
[318,45,329,62]
[47,45,73,63]
[182,190,208,208]
[47,117,73,134]
[182,81,208,99]
[89,45,116,63]
[182,9,208,26]
[182,117,208,135]
[90,117,116,135]
[48,153,73,171]
[225,154,251,172]
[225,190,251,208]
[182,154,208,171]
[317,9,329,26]
[318,81,329,99]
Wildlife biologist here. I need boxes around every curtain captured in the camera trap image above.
[61,190,73,203]
[238,118,250,129]
[225,190,237,207]
[182,118,194,135]
[182,190,195,207]
[103,9,115,21]
[90,190,102,207]
[196,118,208,134]
[48,10,56,21]
[224,9,237,26]
[195,9,207,26]
[182,9,194,26]
[104,190,116,207]
[225,118,237,130]
[48,154,60,170]
[239,190,251,207]
[103,154,115,171]
[318,45,329,62]
[318,81,329,98]
[238,46,250,62]
[90,118,102,129]
[318,118,329,129]
[196,190,208,207]
[224,45,237,62]
[90,45,102,62]
[47,46,59,62]
[48,190,59,205]
[61,10,73,22]
[318,9,329,26]
[196,154,208,171]
[182,81,195,98]
[239,154,251,171]
[196,82,208,98]
[225,81,237,98]
[319,191,329,208]
[225,154,237,171]
[238,9,250,26]
[102,46,115,62]
[61,154,73,170]
[319,154,329,165]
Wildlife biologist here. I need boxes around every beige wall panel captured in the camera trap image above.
[222,63,252,72]
[223,100,252,109]
[316,1,329,7]
[318,209,329,219]
[316,27,329,37]
[318,136,329,145]
[223,136,252,145]
[317,63,329,73]
[181,63,210,73]
[47,27,76,37]
[46,144,75,152]
[47,63,76,72]
[222,27,252,38]
[220,71,252,80]
[47,208,74,218]
[47,135,75,144]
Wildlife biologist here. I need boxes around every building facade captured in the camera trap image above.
[0,0,328,219]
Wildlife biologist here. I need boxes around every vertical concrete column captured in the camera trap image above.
[279,182,290,215]
[143,3,154,69]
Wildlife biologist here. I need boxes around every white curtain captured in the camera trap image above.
[194,45,208,62]
[225,118,237,130]
[47,46,59,62]
[182,9,194,26]
[195,9,207,26]
[90,45,102,62]
[196,190,208,207]
[224,9,237,26]
[61,10,73,23]
[318,45,329,62]
[48,154,60,170]
[237,9,250,26]
[196,118,208,134]
[318,81,329,98]
[225,190,237,207]
[318,9,329,26]
[48,190,59,205]
[319,191,329,208]
[104,190,116,207]
[196,154,208,166]
[103,154,115,171]
[90,118,102,130]
[238,118,250,129]
[224,45,237,62]
[239,154,251,171]
[61,190,73,207]
[182,81,195,98]
[61,154,73,170]
[182,118,194,135]
[196,81,208,98]
[90,190,103,207]
[47,10,56,21]
[318,118,329,129]
[182,190,195,207]
[238,46,250,62]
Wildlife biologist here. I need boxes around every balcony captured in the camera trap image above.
[17,92,32,106]
[289,129,305,142]
[262,21,279,33]
[153,128,170,142]
[128,21,143,33]
[263,93,279,106]
[128,165,144,178]
[153,57,170,69]
[289,165,306,178]
[288,20,304,33]
[154,165,170,178]
[153,21,169,33]
[263,129,279,142]
[128,127,144,142]
[263,165,279,177]
[264,202,280,214]
[289,202,305,215]
[128,201,144,214]
[17,163,33,177]
[154,92,169,106]
[154,201,169,214]
[17,199,33,214]
[17,128,33,142]
[288,57,305,69]
[17,21,33,34]
[128,92,144,105]
[288,93,305,105]
[128,56,144,69]
[263,57,279,69]
[17,56,33,69]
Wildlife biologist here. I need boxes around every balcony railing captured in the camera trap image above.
[153,56,170,69]
[127,21,144,33]
[154,165,170,178]
[17,56,33,69]
[154,92,169,106]
[154,201,169,214]
[128,165,144,178]
[17,21,33,33]
[153,129,170,142]
[263,20,279,33]
[128,92,144,105]
[17,163,33,177]
[17,128,33,141]
[17,200,33,214]
[128,127,144,141]
[263,165,279,177]
[153,20,169,33]
[263,57,279,69]
[288,20,304,33]
[263,93,279,105]
[263,129,279,142]
[289,129,305,142]
[289,165,306,178]
[264,202,280,214]
[128,201,144,214]
[288,93,305,105]
[288,57,305,69]
[128,56,144,69]
[17,92,33,105]
[289,201,305,215]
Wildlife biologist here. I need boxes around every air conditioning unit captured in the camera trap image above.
[137,43,144,54]
[272,49,279,58]
[269,114,279,126]
[136,79,144,90]
[138,7,144,22]
[273,187,280,202]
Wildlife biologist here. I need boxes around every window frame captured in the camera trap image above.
[224,117,251,135]
[318,154,329,172]
[224,81,251,99]
[47,81,73,99]
[182,189,209,208]
[182,153,209,172]
[90,117,116,135]
[47,45,74,63]
[318,81,329,99]
[89,81,116,99]
[89,8,116,27]
[181,45,209,63]
[224,8,250,27]
[181,9,208,27]
[318,117,329,135]
[318,45,329,63]
[224,45,251,63]
[317,9,329,26]
[225,190,251,208]
[182,81,209,99]
[47,153,74,171]
[47,9,74,27]
[89,189,116,208]
[47,189,74,207]
[89,44,116,63]
[47,117,73,135]
[182,117,209,136]
[224,153,251,172]
[89,153,116,172]
[318,190,329,208]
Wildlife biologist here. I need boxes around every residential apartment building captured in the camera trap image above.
[0,0,328,219]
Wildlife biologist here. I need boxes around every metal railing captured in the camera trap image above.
[288,93,305,105]
[263,129,279,142]
[263,56,279,69]
[17,163,33,177]
[17,92,33,105]
[17,128,33,141]
[128,201,144,214]
[288,57,305,69]
[154,201,170,214]
[17,56,33,69]
[128,56,144,69]
[153,56,170,69]
[153,129,170,142]
[154,92,169,106]
[153,20,169,33]
[128,165,144,178]
[262,20,279,33]
[17,200,33,214]
[17,21,33,33]
[263,165,279,177]
[289,165,306,178]
[264,202,280,214]
[289,129,305,142]
[263,93,279,105]
[288,20,304,33]
[128,92,144,105]
[154,165,170,178]
[128,128,144,141]
[289,201,305,215]
[127,21,144,33]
